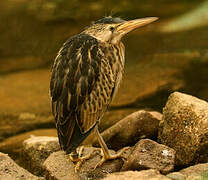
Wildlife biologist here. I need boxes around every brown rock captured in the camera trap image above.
[158,92,208,166]
[0,129,57,155]
[44,147,126,180]
[166,172,186,180]
[22,136,60,176]
[0,152,41,180]
[43,151,80,180]
[92,110,162,150]
[179,163,208,178]
[167,163,208,180]
[78,147,126,180]
[122,139,175,174]
[103,169,171,180]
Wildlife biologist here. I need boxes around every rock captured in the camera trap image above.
[22,136,60,176]
[0,152,41,180]
[167,163,208,180]
[179,163,208,179]
[166,172,186,180]
[158,92,208,166]
[44,147,126,180]
[103,169,171,180]
[92,110,162,150]
[0,129,57,155]
[77,147,127,180]
[122,139,175,174]
[43,151,80,180]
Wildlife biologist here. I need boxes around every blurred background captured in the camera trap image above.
[0,0,208,159]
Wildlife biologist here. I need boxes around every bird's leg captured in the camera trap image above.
[94,125,129,169]
[69,150,79,163]
[69,146,98,172]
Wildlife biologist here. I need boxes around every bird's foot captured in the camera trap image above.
[94,147,130,169]
[69,146,97,172]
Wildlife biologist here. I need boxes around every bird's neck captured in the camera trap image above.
[82,32,122,45]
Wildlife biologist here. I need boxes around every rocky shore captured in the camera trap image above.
[0,92,207,179]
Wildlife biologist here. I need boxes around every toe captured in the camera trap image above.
[94,157,105,169]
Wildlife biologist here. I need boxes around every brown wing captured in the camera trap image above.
[50,33,118,151]
[79,50,116,132]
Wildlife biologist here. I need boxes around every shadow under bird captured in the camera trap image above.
[50,16,158,170]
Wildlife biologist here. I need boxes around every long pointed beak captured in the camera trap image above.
[117,17,158,35]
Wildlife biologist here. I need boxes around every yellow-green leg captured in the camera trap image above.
[94,125,129,168]
[69,146,97,172]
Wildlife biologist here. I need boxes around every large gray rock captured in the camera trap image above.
[158,92,208,166]
[22,135,60,176]
[0,152,41,180]
[103,169,171,180]
[92,110,162,150]
[122,139,175,174]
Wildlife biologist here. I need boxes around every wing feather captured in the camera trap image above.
[50,33,124,151]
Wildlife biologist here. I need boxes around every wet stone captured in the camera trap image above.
[158,92,208,166]
[121,139,175,174]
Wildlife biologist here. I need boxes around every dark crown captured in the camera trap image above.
[93,17,125,25]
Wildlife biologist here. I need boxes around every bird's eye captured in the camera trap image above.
[109,26,115,31]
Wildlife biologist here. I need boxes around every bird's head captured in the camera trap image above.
[83,16,158,44]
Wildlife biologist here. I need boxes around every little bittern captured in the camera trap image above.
[50,16,158,169]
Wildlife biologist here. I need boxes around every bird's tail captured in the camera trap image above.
[56,114,96,154]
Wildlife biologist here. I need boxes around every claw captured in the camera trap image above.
[94,147,130,169]
[69,146,98,172]
[69,124,130,172]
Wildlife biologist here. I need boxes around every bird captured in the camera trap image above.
[50,16,158,170]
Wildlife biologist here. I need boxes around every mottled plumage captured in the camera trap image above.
[50,17,158,159]
[50,31,124,153]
